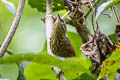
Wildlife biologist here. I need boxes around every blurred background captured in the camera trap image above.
[0,0,46,53]
[0,0,120,80]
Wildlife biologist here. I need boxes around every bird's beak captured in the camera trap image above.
[57,14,61,22]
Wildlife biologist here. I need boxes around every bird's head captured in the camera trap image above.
[53,14,66,35]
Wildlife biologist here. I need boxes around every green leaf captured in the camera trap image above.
[67,32,93,70]
[0,53,95,80]
[73,72,95,80]
[0,63,19,80]
[28,0,65,12]
[108,34,117,43]
[67,32,83,57]
[24,63,58,80]
[96,0,120,19]
[97,45,120,80]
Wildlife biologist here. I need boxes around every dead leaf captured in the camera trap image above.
[80,26,116,71]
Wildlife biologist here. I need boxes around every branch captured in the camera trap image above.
[62,0,93,43]
[44,1,67,78]
[52,66,66,80]
[45,0,54,55]
[0,0,26,57]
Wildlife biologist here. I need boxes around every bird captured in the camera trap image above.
[50,14,76,57]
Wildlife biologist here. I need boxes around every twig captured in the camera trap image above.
[92,13,95,33]
[113,6,120,22]
[0,44,13,55]
[64,18,74,26]
[0,0,26,57]
[61,10,70,19]
[41,17,74,26]
[101,12,112,18]
[52,66,66,80]
[85,0,100,19]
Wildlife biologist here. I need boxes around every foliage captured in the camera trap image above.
[0,32,94,80]
[28,0,65,12]
[0,52,95,80]
[97,45,120,80]
[0,0,120,80]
